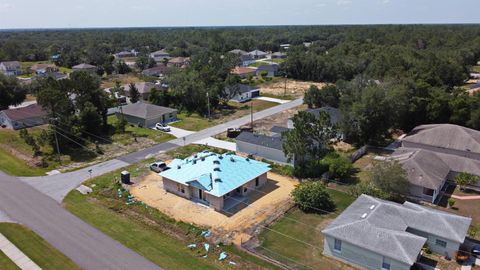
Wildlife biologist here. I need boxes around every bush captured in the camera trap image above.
[455,172,478,190]
[448,198,456,208]
[291,181,336,213]
[319,152,353,179]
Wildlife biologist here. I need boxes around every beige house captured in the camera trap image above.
[115,102,176,127]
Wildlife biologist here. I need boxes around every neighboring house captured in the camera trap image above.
[51,54,61,62]
[0,104,48,130]
[167,57,190,68]
[115,102,176,127]
[288,106,344,139]
[236,131,292,165]
[248,50,268,59]
[0,61,22,76]
[269,52,287,59]
[142,65,168,77]
[323,194,471,270]
[269,126,290,137]
[229,49,248,55]
[114,50,137,59]
[124,82,160,100]
[228,49,255,66]
[231,66,256,78]
[256,64,279,77]
[159,151,271,211]
[30,63,58,74]
[35,71,68,80]
[226,84,260,102]
[279,44,290,50]
[150,49,170,63]
[72,63,97,73]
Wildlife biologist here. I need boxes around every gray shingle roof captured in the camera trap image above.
[270,126,290,134]
[72,63,96,69]
[229,49,248,55]
[249,50,268,56]
[0,61,21,70]
[305,106,342,125]
[404,124,480,154]
[119,102,176,119]
[323,194,471,265]
[236,132,283,151]
[256,64,279,72]
[391,149,451,189]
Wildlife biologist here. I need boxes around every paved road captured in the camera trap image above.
[0,172,161,270]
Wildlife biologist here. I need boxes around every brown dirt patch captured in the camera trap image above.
[130,172,299,245]
[100,74,144,89]
[247,104,308,134]
[258,80,326,98]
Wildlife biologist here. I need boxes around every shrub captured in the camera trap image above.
[455,172,478,190]
[291,181,336,213]
[448,198,456,208]
[319,152,353,179]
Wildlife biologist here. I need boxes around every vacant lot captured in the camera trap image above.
[63,161,281,270]
[0,223,81,270]
[249,104,307,133]
[100,74,144,89]
[256,189,356,270]
[131,171,299,245]
[258,80,326,98]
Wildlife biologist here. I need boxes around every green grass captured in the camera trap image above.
[472,66,480,73]
[108,116,175,144]
[170,112,214,131]
[0,250,19,270]
[261,92,296,100]
[62,161,281,270]
[0,223,81,270]
[257,189,355,270]
[0,148,50,176]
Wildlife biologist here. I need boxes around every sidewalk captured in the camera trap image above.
[0,233,41,270]
[254,96,290,104]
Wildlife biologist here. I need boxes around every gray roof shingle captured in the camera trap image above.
[236,132,283,151]
[305,106,342,125]
[323,194,471,265]
[119,102,176,119]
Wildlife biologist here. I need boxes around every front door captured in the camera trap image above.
[198,189,203,200]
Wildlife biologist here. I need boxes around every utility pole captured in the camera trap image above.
[284,74,288,97]
[206,92,211,120]
[250,99,253,128]
[51,117,61,164]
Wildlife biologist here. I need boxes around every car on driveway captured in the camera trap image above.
[152,123,170,132]
[150,161,169,173]
[472,245,480,257]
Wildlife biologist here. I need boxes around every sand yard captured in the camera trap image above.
[130,171,298,244]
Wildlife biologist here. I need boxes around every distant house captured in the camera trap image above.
[30,63,58,74]
[126,82,160,100]
[0,104,48,130]
[149,49,170,63]
[51,54,61,62]
[256,64,279,77]
[0,61,22,76]
[226,84,260,102]
[248,50,268,59]
[231,66,256,78]
[115,102,177,127]
[141,65,168,77]
[35,71,68,81]
[279,44,290,50]
[236,131,292,165]
[288,106,344,139]
[72,63,97,73]
[269,52,287,59]
[160,151,271,211]
[114,50,137,59]
[229,49,255,67]
[323,194,471,270]
[167,57,191,68]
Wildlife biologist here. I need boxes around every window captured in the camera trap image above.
[423,187,434,196]
[435,239,447,248]
[244,187,248,193]
[333,238,342,252]
[382,257,391,270]
[176,183,185,193]
[255,177,259,187]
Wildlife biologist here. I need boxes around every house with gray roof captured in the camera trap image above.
[0,61,22,76]
[256,64,279,77]
[160,151,270,211]
[288,106,344,139]
[72,63,97,73]
[115,102,176,127]
[248,50,268,59]
[149,49,170,63]
[0,104,47,130]
[228,49,255,67]
[236,131,293,165]
[225,84,260,102]
[323,194,471,270]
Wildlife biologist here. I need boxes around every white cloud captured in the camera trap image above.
[0,2,13,12]
[381,0,391,4]
[336,0,352,6]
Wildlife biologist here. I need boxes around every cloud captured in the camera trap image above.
[381,0,391,4]
[336,0,352,6]
[0,2,13,12]
[316,2,327,8]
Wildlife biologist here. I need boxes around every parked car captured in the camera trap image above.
[472,245,480,257]
[153,123,170,132]
[150,161,169,172]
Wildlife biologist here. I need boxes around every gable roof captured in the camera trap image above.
[2,104,47,121]
[72,63,96,69]
[391,148,451,190]
[403,124,480,154]
[323,194,471,265]
[257,64,279,72]
[160,151,270,197]
[229,49,248,55]
[305,106,343,125]
[249,50,268,56]
[0,61,21,70]
[130,82,157,94]
[119,102,176,119]
[236,132,283,151]
[142,65,168,75]
[270,126,290,134]
[150,49,169,56]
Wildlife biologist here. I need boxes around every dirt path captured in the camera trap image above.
[259,80,326,98]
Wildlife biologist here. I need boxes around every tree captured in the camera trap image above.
[319,152,353,179]
[370,160,409,199]
[115,61,131,74]
[129,83,140,103]
[304,85,340,109]
[135,54,150,70]
[282,111,336,167]
[455,172,478,190]
[291,181,336,213]
[149,88,171,107]
[19,129,41,156]
[0,74,26,110]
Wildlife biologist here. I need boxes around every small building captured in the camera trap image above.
[51,54,61,62]
[125,82,160,100]
[72,63,97,73]
[236,131,292,165]
[0,104,47,130]
[142,65,168,77]
[115,102,176,127]
[160,151,271,211]
[0,61,22,76]
[114,50,137,59]
[231,66,256,78]
[288,106,344,139]
[279,44,290,50]
[248,50,268,59]
[150,49,170,63]
[323,194,471,270]
[256,64,279,77]
[269,52,287,59]
[35,71,68,81]
[228,49,255,67]
[167,57,191,68]
[30,63,58,74]
[226,84,260,102]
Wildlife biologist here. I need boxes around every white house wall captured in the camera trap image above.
[236,140,292,165]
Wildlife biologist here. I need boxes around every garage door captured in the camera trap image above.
[251,90,260,98]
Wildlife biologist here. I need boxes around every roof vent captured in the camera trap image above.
[177,165,181,169]
[361,213,367,219]
[193,160,197,164]
[246,157,250,161]
[201,157,205,161]
[219,155,224,159]
[369,205,375,210]
[213,160,220,164]
[230,157,235,162]
[214,178,221,182]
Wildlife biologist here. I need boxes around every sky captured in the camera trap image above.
[0,0,479,29]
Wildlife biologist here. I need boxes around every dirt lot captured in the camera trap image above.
[100,74,144,89]
[258,80,326,98]
[249,104,307,133]
[130,171,299,245]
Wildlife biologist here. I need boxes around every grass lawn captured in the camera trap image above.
[0,223,81,270]
[261,92,296,100]
[170,112,214,131]
[257,189,355,270]
[63,161,281,270]
[0,250,19,270]
[472,66,480,73]
[108,116,175,144]
[0,148,50,176]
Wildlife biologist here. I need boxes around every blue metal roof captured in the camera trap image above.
[160,151,270,197]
